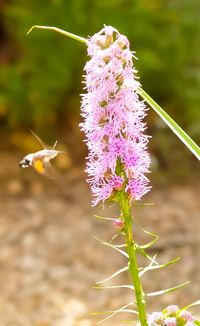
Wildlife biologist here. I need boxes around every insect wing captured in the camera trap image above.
[30,130,50,149]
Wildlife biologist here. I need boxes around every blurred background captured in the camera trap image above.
[0,0,199,325]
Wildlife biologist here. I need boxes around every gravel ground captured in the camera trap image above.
[0,151,199,325]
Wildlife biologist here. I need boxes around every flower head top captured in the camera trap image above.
[81,26,151,205]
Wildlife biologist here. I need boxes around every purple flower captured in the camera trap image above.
[165,317,177,326]
[179,310,194,322]
[147,311,164,325]
[113,219,124,228]
[165,305,179,315]
[81,26,151,205]
[146,307,198,326]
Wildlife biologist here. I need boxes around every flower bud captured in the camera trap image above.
[113,219,124,228]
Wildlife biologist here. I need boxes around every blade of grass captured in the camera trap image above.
[27,25,87,44]
[137,87,200,160]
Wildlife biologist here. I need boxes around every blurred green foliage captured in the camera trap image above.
[0,0,199,169]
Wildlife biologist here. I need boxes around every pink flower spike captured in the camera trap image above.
[113,219,124,228]
[81,26,151,205]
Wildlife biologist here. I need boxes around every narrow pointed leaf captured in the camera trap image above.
[93,235,128,257]
[140,237,159,250]
[134,202,154,206]
[147,281,190,297]
[139,257,180,277]
[139,254,157,277]
[137,87,200,160]
[110,232,122,243]
[136,245,158,265]
[91,303,135,316]
[134,220,159,250]
[182,300,200,310]
[121,321,137,324]
[95,303,137,324]
[94,215,116,221]
[94,284,134,290]
[112,244,127,248]
[96,266,128,284]
[140,231,159,250]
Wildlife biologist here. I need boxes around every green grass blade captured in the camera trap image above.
[137,86,200,160]
[27,25,87,44]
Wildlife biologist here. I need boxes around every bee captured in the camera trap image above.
[19,131,66,178]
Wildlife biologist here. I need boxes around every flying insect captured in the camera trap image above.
[19,131,65,178]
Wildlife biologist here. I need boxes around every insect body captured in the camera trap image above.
[19,131,65,178]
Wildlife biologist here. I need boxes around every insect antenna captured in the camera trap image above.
[53,140,58,150]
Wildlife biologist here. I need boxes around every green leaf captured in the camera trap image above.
[134,222,159,250]
[96,265,128,284]
[94,215,115,221]
[137,87,200,160]
[93,235,128,257]
[136,244,158,265]
[134,202,154,206]
[133,227,158,271]
[94,284,134,290]
[91,303,137,324]
[147,281,190,297]
[139,257,180,277]
[139,254,157,277]
[182,299,200,310]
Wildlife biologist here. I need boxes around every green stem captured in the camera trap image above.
[120,191,147,326]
